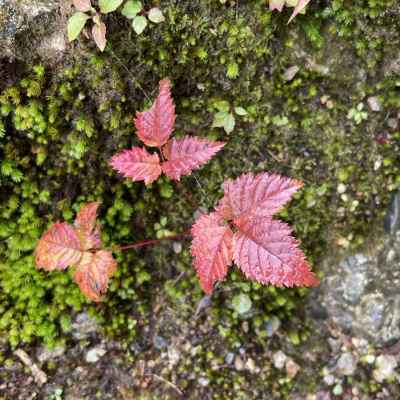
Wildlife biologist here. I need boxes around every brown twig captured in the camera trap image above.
[146,373,183,396]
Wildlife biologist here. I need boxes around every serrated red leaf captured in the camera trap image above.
[135,78,175,147]
[35,222,83,271]
[269,0,285,11]
[74,202,101,250]
[288,0,312,23]
[216,172,303,224]
[74,250,117,302]
[109,146,162,185]
[191,212,233,294]
[233,218,319,287]
[161,136,225,181]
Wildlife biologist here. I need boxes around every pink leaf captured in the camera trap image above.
[73,0,92,12]
[288,0,312,23]
[269,0,286,11]
[135,78,176,147]
[74,250,117,302]
[233,218,319,287]
[92,22,107,52]
[35,222,83,271]
[109,146,162,185]
[191,212,233,294]
[216,172,303,224]
[74,202,101,250]
[161,136,225,181]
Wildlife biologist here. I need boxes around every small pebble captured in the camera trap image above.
[273,351,287,370]
[234,355,244,371]
[286,359,300,378]
[336,353,357,376]
[85,347,106,363]
[373,354,398,382]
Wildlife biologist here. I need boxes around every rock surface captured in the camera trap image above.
[316,193,400,345]
[0,0,65,62]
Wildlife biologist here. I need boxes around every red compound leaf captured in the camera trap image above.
[191,212,233,294]
[233,218,319,287]
[269,0,285,11]
[35,222,83,271]
[216,172,303,224]
[135,78,176,147]
[74,250,117,302]
[109,146,162,185]
[288,0,312,23]
[74,202,101,250]
[161,136,225,181]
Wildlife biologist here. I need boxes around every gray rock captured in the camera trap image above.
[264,316,281,337]
[225,352,234,365]
[315,193,400,345]
[71,313,100,340]
[234,355,244,371]
[153,335,168,350]
[373,354,398,382]
[336,353,357,376]
[198,377,209,387]
[367,96,382,112]
[272,350,287,370]
[37,346,65,363]
[0,0,65,62]
[85,346,106,363]
[167,345,180,366]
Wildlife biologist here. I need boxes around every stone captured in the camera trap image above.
[373,354,398,382]
[167,346,180,366]
[336,353,357,376]
[225,352,234,365]
[285,359,300,378]
[71,313,100,340]
[314,195,400,345]
[245,358,257,373]
[367,96,382,112]
[153,335,168,350]
[234,355,244,371]
[265,316,281,337]
[0,0,66,62]
[272,351,287,370]
[198,377,209,387]
[85,347,106,363]
[37,346,65,363]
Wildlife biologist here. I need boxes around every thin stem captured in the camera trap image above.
[116,230,190,252]
[108,48,150,100]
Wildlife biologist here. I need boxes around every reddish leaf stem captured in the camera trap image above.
[116,230,191,252]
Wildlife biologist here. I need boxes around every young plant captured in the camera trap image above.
[211,100,248,135]
[110,78,226,184]
[35,203,117,302]
[121,1,165,35]
[269,0,312,23]
[67,0,123,51]
[191,172,319,293]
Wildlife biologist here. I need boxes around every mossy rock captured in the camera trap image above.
[0,0,399,353]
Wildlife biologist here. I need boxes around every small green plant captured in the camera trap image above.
[347,103,368,125]
[122,1,165,35]
[67,0,165,51]
[211,100,248,134]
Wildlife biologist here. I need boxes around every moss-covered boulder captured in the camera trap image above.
[0,0,399,357]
